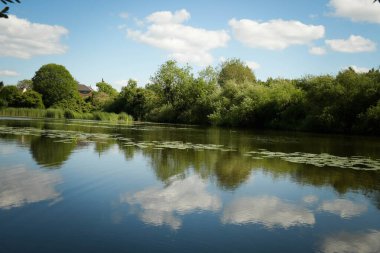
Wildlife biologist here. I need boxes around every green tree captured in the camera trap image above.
[19,90,44,108]
[90,92,114,111]
[113,79,156,120]
[0,85,44,108]
[198,66,218,86]
[96,80,118,97]
[17,79,33,91]
[148,60,193,105]
[218,58,256,87]
[32,64,81,109]
[0,85,21,106]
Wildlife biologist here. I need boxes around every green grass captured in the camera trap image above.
[0,108,133,123]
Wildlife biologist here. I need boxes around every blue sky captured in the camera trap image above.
[1,0,379,89]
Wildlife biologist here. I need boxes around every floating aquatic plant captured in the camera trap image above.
[0,126,237,153]
[246,149,380,171]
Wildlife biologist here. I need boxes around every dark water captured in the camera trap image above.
[0,118,380,253]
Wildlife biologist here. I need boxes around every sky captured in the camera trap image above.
[1,0,380,90]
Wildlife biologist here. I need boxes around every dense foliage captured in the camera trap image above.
[32,64,81,110]
[0,85,44,108]
[1,60,379,134]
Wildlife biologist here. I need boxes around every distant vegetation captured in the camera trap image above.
[1,59,379,134]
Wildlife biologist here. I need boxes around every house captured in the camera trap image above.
[78,84,93,98]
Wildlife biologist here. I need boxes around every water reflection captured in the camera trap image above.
[319,199,367,219]
[0,119,380,252]
[222,196,315,228]
[123,175,221,229]
[302,195,319,204]
[0,166,61,209]
[321,230,380,253]
[1,119,380,209]
[0,145,16,155]
[30,136,76,168]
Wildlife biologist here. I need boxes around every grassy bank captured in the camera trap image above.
[0,108,133,123]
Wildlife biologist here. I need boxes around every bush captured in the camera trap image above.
[19,90,44,108]
[0,85,21,107]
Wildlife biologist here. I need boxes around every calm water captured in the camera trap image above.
[0,118,380,253]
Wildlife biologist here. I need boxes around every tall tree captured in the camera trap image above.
[96,80,118,97]
[218,58,256,87]
[148,60,193,105]
[32,64,80,108]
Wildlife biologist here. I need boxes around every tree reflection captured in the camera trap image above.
[30,137,76,168]
[214,153,253,190]
[1,119,380,209]
[251,158,380,195]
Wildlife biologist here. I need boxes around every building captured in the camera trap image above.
[77,84,93,98]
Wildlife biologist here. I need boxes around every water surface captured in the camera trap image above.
[0,118,380,253]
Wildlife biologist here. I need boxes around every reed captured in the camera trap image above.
[0,108,132,123]
[0,108,47,118]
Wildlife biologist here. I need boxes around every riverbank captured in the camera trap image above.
[0,108,133,123]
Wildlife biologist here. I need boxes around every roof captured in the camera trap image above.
[77,84,93,92]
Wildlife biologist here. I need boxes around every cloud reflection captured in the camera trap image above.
[321,230,380,253]
[319,199,367,218]
[0,166,61,209]
[222,196,315,228]
[122,175,221,229]
[0,145,16,156]
[303,195,319,204]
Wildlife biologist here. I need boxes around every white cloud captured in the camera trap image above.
[321,230,380,253]
[146,9,190,24]
[229,18,325,50]
[319,199,367,218]
[126,9,230,66]
[122,175,221,230]
[329,0,380,24]
[119,12,129,19]
[0,166,61,209]
[246,61,260,71]
[326,35,376,53]
[0,70,19,77]
[348,65,370,73]
[309,46,327,55]
[222,196,315,228]
[0,15,68,59]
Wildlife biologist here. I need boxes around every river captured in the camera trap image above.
[0,117,379,253]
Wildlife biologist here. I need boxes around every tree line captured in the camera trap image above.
[1,60,379,134]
